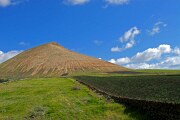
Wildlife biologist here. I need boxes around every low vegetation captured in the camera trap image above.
[74,71,180,119]
[0,79,9,83]
[0,78,147,120]
[1,69,179,119]
[135,69,180,75]
[75,74,180,103]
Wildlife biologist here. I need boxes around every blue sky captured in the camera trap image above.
[0,0,180,69]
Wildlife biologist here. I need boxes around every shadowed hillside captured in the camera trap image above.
[0,42,128,79]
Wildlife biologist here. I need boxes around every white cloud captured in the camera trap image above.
[111,27,140,52]
[125,56,180,69]
[109,59,116,64]
[173,47,180,55]
[19,41,29,46]
[0,0,11,7]
[109,44,180,69]
[64,0,90,5]
[0,50,22,63]
[105,0,129,5]
[125,40,134,49]
[0,0,26,7]
[120,27,140,43]
[148,21,167,36]
[159,56,180,69]
[132,44,171,62]
[121,27,140,49]
[111,46,121,52]
[115,57,130,64]
[125,63,157,69]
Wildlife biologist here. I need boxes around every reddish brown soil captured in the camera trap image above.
[0,42,128,78]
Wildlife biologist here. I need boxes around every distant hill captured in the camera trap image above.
[0,42,128,79]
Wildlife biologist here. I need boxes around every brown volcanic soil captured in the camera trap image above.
[0,42,128,78]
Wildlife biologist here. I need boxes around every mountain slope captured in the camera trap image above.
[0,42,128,78]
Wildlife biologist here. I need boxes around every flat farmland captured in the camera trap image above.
[75,75,180,103]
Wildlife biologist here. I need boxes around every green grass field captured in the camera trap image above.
[75,74,180,104]
[0,78,147,120]
[0,69,179,119]
[134,69,180,75]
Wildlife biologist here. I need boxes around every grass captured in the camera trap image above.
[75,74,180,104]
[134,69,180,75]
[0,78,147,120]
[1,69,179,119]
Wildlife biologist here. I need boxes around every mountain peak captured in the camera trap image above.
[0,42,128,79]
[49,42,59,45]
[44,42,64,49]
[45,42,60,47]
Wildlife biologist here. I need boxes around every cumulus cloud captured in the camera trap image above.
[148,21,167,36]
[111,27,140,52]
[120,27,140,42]
[109,59,116,64]
[173,47,180,55]
[132,44,171,62]
[105,0,129,5]
[109,44,180,69]
[110,57,130,65]
[125,63,157,69]
[125,40,135,49]
[64,0,90,5]
[125,56,180,69]
[0,50,22,63]
[120,27,140,49]
[159,56,180,68]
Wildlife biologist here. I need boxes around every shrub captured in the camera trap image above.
[25,106,48,120]
[71,86,81,91]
